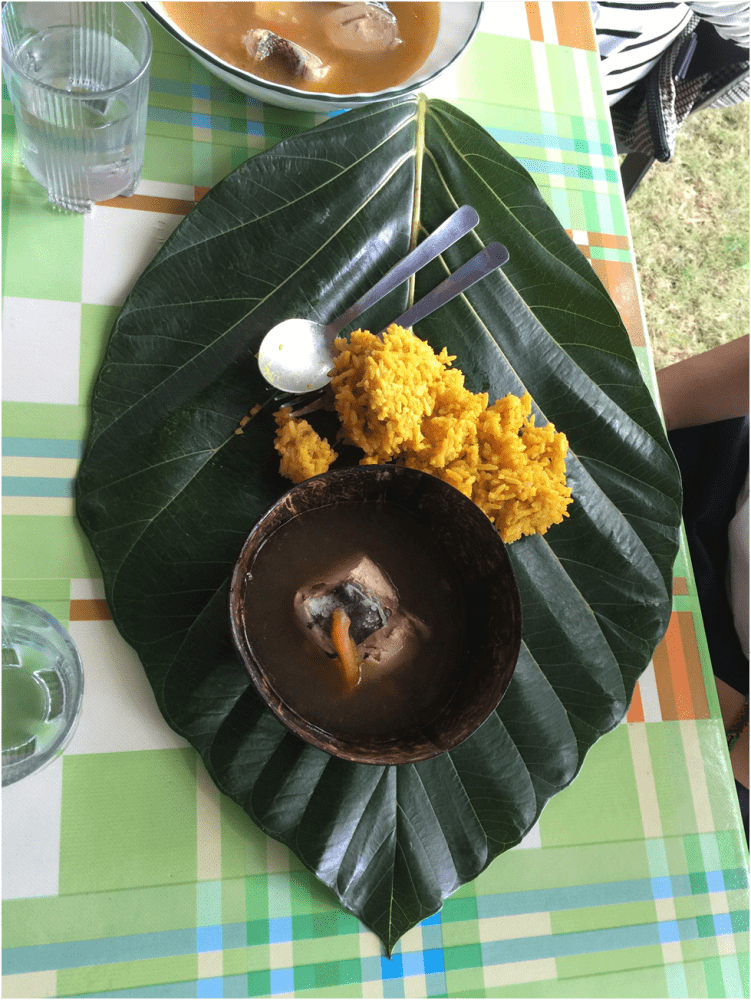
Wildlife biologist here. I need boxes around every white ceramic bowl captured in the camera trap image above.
[143,2,483,112]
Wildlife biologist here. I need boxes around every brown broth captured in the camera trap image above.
[162,2,441,93]
[243,502,465,738]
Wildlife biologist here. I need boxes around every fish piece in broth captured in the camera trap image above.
[241,27,329,82]
[323,2,402,53]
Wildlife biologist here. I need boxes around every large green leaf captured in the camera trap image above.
[76,95,681,953]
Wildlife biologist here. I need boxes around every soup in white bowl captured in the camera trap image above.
[161,2,441,94]
[144,1,483,111]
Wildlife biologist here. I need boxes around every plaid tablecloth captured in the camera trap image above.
[2,3,748,998]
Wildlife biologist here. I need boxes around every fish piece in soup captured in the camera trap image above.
[323,2,402,53]
[241,27,329,82]
[294,552,398,656]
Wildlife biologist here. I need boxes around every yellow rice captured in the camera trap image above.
[273,324,573,543]
[274,406,338,484]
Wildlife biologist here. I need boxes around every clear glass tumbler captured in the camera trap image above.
[1,1,152,212]
[2,597,84,786]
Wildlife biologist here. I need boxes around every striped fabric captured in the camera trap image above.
[592,0,749,103]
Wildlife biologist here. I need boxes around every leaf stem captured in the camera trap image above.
[408,93,428,308]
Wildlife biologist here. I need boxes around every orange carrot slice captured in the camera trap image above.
[330,607,362,690]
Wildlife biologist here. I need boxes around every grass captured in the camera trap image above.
[626,100,749,369]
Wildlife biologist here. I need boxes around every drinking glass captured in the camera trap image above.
[2,597,84,786]
[1,1,152,212]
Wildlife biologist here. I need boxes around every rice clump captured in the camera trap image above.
[274,406,337,484]
[273,324,573,543]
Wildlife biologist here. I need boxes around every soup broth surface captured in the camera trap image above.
[244,502,465,739]
[162,2,441,93]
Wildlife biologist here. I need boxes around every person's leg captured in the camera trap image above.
[669,416,749,842]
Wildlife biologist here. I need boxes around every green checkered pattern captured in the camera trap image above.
[2,5,747,997]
